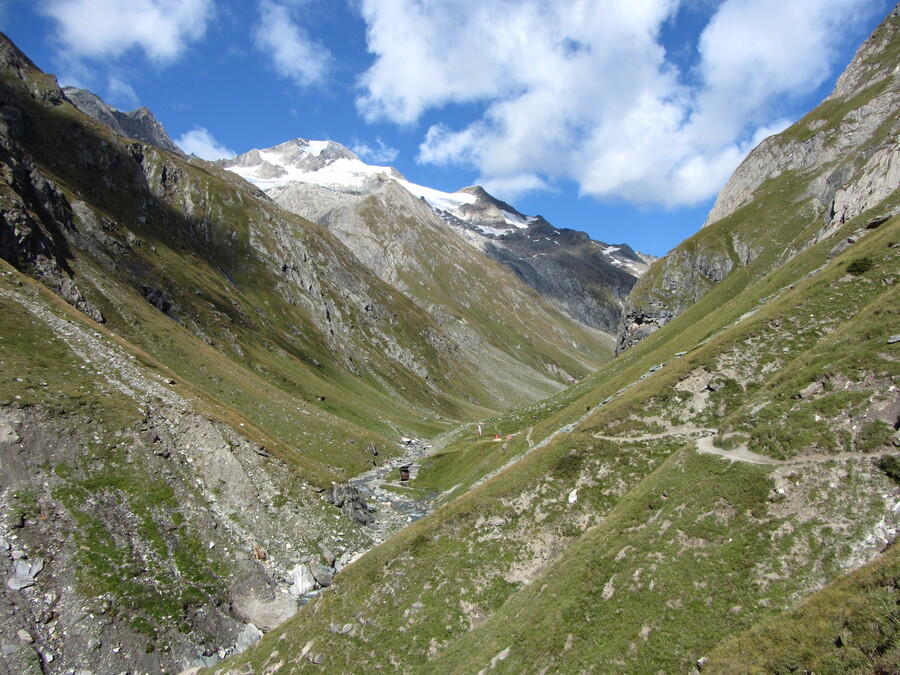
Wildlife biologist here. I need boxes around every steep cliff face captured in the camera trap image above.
[615,236,746,353]
[484,220,643,331]
[616,6,899,353]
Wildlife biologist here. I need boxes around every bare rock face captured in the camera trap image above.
[615,245,734,354]
[704,6,899,233]
[231,593,299,632]
[0,90,105,323]
[62,87,184,156]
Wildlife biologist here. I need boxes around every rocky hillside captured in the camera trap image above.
[616,5,900,353]
[222,140,649,334]
[0,29,612,673]
[209,8,900,674]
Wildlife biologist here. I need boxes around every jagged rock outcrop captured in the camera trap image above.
[616,5,899,353]
[0,58,104,323]
[325,483,375,525]
[615,243,736,353]
[705,6,899,231]
[62,87,184,156]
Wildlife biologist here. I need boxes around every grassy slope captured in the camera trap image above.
[211,196,899,672]
[701,539,900,674]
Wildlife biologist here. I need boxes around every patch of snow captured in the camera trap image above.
[500,209,529,228]
[473,224,509,237]
[397,179,477,213]
[305,140,330,156]
[229,154,396,191]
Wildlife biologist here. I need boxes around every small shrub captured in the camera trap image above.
[847,256,875,276]
[857,420,894,453]
[713,435,747,450]
[552,452,583,478]
[877,455,900,484]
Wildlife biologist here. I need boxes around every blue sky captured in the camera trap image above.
[1,0,891,256]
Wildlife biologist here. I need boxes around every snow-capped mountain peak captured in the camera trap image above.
[222,138,405,193]
[222,139,539,235]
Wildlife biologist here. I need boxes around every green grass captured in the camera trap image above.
[702,542,900,674]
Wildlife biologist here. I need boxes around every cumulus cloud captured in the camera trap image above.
[351,137,399,164]
[41,0,212,63]
[357,0,877,208]
[176,126,236,160]
[255,0,331,87]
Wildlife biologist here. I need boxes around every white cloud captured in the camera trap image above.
[255,0,331,87]
[175,126,236,160]
[41,0,212,63]
[351,137,399,164]
[105,75,140,110]
[358,0,879,208]
[480,174,552,203]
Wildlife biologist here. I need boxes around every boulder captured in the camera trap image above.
[310,562,334,587]
[325,482,375,525]
[798,381,825,399]
[289,564,318,597]
[231,592,299,632]
[233,623,263,654]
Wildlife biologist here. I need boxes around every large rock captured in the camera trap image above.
[325,482,375,525]
[230,592,299,632]
[309,562,334,587]
[289,564,318,597]
[233,623,263,654]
